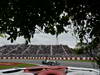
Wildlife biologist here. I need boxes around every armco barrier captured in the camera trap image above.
[0,57,95,61]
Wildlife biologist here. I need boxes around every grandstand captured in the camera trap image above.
[0,44,75,57]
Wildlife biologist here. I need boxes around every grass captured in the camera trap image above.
[64,60,95,62]
[49,59,95,62]
[0,63,37,69]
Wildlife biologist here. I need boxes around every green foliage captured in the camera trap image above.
[74,42,88,54]
[0,0,100,43]
[0,34,6,38]
[0,0,68,43]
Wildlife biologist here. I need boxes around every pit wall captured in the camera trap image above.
[0,57,95,61]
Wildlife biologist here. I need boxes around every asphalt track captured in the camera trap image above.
[0,59,98,69]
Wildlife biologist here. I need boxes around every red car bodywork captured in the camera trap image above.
[24,65,68,75]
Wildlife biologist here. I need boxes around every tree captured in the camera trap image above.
[74,42,87,54]
[0,0,100,43]
[0,34,6,37]
[0,0,100,66]
[0,0,68,43]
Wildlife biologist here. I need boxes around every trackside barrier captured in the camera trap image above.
[0,57,95,61]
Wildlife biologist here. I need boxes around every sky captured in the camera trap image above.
[0,32,78,48]
[0,10,79,48]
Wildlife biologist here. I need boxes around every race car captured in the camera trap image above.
[0,66,98,75]
[42,60,60,66]
[24,65,68,75]
[0,66,68,75]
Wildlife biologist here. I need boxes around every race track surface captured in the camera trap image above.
[0,59,98,69]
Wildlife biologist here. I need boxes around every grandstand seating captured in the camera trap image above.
[0,44,88,57]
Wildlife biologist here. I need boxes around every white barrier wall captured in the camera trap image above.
[0,57,95,61]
